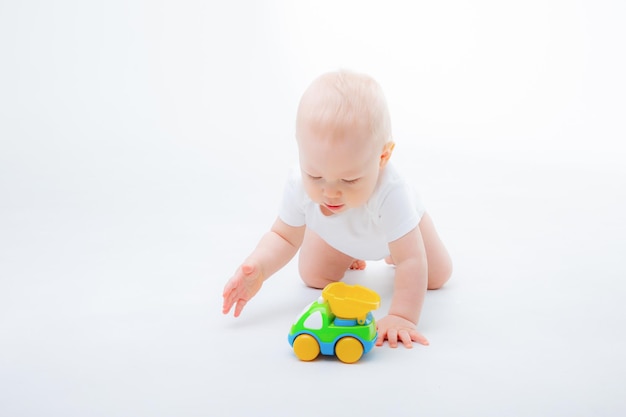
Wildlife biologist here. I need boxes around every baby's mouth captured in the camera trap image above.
[324,203,345,212]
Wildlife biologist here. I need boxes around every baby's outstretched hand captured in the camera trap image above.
[222,262,263,318]
[375,314,429,348]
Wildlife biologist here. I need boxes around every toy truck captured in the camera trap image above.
[288,282,381,364]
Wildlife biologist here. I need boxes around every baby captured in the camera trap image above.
[222,70,452,348]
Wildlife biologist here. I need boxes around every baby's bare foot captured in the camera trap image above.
[349,260,367,270]
[384,256,395,265]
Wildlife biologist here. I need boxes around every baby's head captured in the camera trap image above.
[296,70,392,148]
[295,71,395,215]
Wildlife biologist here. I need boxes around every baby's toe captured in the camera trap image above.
[349,260,367,270]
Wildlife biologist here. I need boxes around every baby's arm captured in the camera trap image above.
[376,226,429,348]
[222,218,304,317]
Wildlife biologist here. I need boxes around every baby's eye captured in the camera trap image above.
[307,174,322,181]
[342,178,360,184]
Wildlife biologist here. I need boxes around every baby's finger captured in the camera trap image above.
[223,285,242,315]
[398,330,414,349]
[387,328,399,348]
[410,329,430,346]
[222,288,234,314]
[234,299,247,318]
[222,280,234,298]
[222,300,232,315]
[375,331,386,346]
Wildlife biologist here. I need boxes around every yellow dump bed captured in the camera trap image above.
[322,282,381,324]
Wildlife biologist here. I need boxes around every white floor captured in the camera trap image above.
[2,2,626,416]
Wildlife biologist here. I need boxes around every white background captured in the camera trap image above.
[1,1,625,416]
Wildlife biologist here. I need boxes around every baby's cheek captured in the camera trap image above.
[356,184,376,205]
[303,184,320,202]
[348,190,368,207]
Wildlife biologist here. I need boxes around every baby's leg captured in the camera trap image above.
[298,228,355,289]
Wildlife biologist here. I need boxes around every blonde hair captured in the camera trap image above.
[296,70,392,145]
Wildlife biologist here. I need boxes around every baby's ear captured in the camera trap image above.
[380,141,395,168]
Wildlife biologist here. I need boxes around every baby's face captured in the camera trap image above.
[297,121,385,216]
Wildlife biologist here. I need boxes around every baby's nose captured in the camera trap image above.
[323,183,341,197]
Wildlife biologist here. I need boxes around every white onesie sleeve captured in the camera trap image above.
[376,176,425,244]
[278,168,307,227]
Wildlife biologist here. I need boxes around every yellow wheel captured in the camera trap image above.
[335,337,364,364]
[293,334,320,361]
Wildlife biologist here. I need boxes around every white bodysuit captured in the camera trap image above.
[278,163,426,260]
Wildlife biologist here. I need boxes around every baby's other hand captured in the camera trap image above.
[222,262,263,318]
[375,314,429,348]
